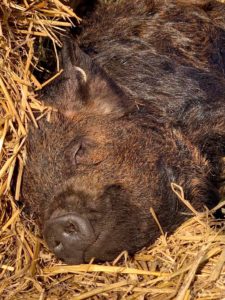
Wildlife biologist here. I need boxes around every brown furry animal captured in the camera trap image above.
[22,0,225,264]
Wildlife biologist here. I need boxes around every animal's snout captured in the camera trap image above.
[43,212,96,264]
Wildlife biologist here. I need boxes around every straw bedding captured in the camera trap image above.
[1,0,225,299]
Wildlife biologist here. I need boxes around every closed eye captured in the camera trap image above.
[67,137,104,166]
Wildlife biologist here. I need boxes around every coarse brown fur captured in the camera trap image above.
[22,0,225,263]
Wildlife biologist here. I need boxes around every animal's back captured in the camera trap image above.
[79,0,225,75]
[77,0,225,158]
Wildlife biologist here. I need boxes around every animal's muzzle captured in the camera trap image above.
[43,212,96,264]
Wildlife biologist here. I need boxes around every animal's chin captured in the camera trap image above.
[83,231,122,263]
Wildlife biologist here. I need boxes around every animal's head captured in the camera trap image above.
[22,38,218,264]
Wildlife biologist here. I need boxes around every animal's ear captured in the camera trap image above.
[40,36,132,118]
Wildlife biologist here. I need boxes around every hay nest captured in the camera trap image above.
[1,0,225,299]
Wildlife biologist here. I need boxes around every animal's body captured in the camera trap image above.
[22,0,225,264]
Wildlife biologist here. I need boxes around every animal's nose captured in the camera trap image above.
[43,212,95,264]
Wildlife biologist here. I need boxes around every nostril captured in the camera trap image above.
[54,240,61,247]
[64,221,79,235]
[54,241,63,253]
